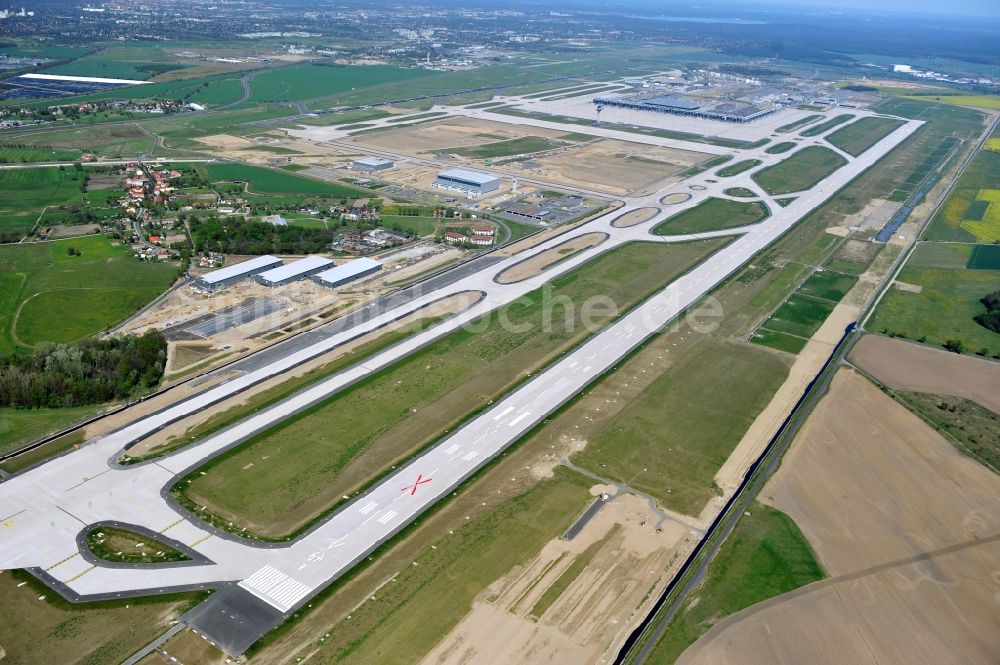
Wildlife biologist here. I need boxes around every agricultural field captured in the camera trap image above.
[825,116,905,156]
[653,198,769,235]
[380,214,438,236]
[795,269,858,301]
[0,569,205,665]
[0,123,154,156]
[643,502,824,664]
[243,63,430,105]
[0,234,178,353]
[755,293,836,339]
[752,146,847,195]
[716,159,761,177]
[868,242,1000,357]
[177,239,729,539]
[0,167,88,236]
[902,94,1000,110]
[799,113,854,137]
[197,162,367,198]
[924,129,999,242]
[892,391,1000,472]
[187,78,247,106]
[0,145,82,163]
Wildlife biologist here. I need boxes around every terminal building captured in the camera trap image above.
[352,156,394,172]
[592,95,773,123]
[433,168,500,197]
[312,257,383,288]
[254,255,334,287]
[193,255,283,292]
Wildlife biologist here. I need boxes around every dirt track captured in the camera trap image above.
[850,334,1000,412]
[679,369,1000,665]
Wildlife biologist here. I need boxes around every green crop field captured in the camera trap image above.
[749,328,808,354]
[800,113,855,137]
[177,239,728,539]
[571,339,788,515]
[716,159,761,177]
[825,117,905,156]
[43,57,188,81]
[757,294,836,339]
[752,146,847,195]
[0,235,178,354]
[925,133,1000,242]
[188,78,246,106]
[644,502,824,663]
[654,197,768,235]
[868,242,1000,357]
[244,63,430,104]
[445,136,555,159]
[765,141,797,154]
[968,244,1000,270]
[198,162,367,197]
[796,270,858,301]
[776,114,821,132]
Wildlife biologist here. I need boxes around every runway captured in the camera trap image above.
[0,105,920,650]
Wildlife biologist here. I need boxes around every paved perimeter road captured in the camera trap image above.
[0,110,919,634]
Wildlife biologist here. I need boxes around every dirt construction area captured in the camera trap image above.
[679,368,1000,665]
[849,333,1000,412]
[422,491,698,665]
[347,116,570,154]
[496,232,609,284]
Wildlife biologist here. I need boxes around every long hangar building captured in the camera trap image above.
[193,255,283,292]
[433,168,500,197]
[255,255,334,287]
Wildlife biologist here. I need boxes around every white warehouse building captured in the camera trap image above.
[254,255,334,287]
[193,255,283,292]
[433,168,500,197]
[312,257,383,288]
[352,156,394,172]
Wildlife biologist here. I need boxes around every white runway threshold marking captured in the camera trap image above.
[239,565,312,612]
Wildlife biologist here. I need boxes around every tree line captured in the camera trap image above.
[0,330,167,409]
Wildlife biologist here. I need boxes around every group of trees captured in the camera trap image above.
[0,330,167,409]
[189,215,336,255]
[973,289,1000,335]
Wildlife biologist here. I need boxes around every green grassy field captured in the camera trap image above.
[825,117,905,156]
[244,63,430,104]
[178,239,728,539]
[868,242,1000,357]
[572,340,789,516]
[749,328,808,354]
[295,467,593,664]
[654,198,769,235]
[723,187,757,198]
[445,136,555,159]
[644,502,824,664]
[765,141,797,154]
[187,78,247,106]
[796,270,858,301]
[716,159,761,177]
[968,244,1000,270]
[0,234,178,353]
[0,405,98,455]
[0,167,88,235]
[757,294,836,339]
[776,114,821,133]
[199,162,366,197]
[381,215,438,236]
[752,146,847,195]
[800,113,855,137]
[0,569,206,665]
[0,146,83,163]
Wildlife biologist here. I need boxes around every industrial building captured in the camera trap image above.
[503,204,552,222]
[312,257,383,288]
[592,95,773,123]
[254,255,334,287]
[352,157,393,172]
[193,255,283,292]
[433,168,500,197]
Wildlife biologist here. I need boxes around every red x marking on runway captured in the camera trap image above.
[402,474,432,495]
